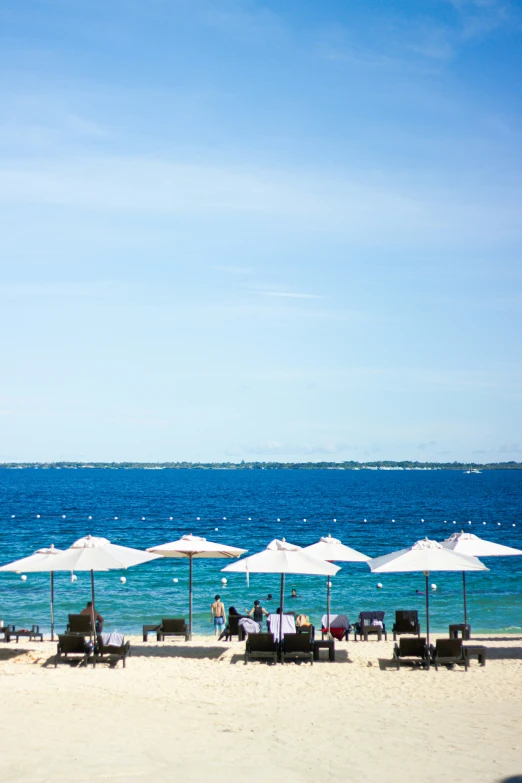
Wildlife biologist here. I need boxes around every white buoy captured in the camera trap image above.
[277,518,280,522]
[498,522,501,526]
[512,524,516,527]
[196,517,200,521]
[172,578,178,583]
[169,517,173,521]
[71,574,77,583]
[431,584,437,590]
[11,515,15,518]
[215,527,218,531]
[376,582,383,589]
[88,516,92,520]
[120,576,126,584]
[221,578,227,585]
[333,518,337,522]
[363,518,367,522]
[453,521,456,525]
[223,517,226,520]
[483,522,487,525]
[62,514,66,518]
[142,517,146,521]
[421,518,424,522]
[21,574,27,582]
[392,519,395,523]
[248,517,252,521]
[114,516,118,520]
[468,521,472,525]
[36,514,40,519]
[303,518,307,522]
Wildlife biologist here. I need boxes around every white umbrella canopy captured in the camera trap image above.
[50,535,158,637]
[442,531,522,558]
[0,544,64,640]
[222,539,340,627]
[368,538,488,645]
[302,535,370,633]
[442,531,522,624]
[147,534,247,638]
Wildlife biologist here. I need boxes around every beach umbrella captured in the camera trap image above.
[367,538,488,645]
[302,534,370,634]
[0,544,64,640]
[50,535,158,638]
[147,534,247,639]
[222,538,340,630]
[442,531,522,625]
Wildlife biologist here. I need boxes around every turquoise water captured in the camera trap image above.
[0,468,521,635]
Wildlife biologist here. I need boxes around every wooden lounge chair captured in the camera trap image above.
[95,635,131,668]
[157,618,189,642]
[223,614,247,642]
[354,611,387,641]
[393,637,429,669]
[431,638,469,671]
[1,624,43,643]
[67,614,94,635]
[281,632,314,665]
[244,633,278,664]
[55,634,90,667]
[392,610,420,640]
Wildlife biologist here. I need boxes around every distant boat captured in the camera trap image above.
[464,467,482,474]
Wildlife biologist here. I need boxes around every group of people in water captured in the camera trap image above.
[210,589,299,638]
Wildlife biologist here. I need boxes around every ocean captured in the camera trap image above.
[0,467,521,635]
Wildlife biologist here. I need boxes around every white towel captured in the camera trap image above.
[322,614,349,629]
[100,632,124,647]
[238,618,260,635]
[268,614,296,642]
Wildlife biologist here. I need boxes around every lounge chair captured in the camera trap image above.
[157,618,189,642]
[431,638,469,671]
[1,624,43,643]
[393,610,420,640]
[281,633,314,664]
[267,613,296,642]
[244,633,278,664]
[96,635,131,668]
[321,614,350,641]
[393,637,429,669]
[224,614,247,641]
[67,614,94,635]
[55,634,90,667]
[354,611,387,641]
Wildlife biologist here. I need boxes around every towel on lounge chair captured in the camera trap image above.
[239,618,261,635]
[267,614,296,642]
[321,614,349,629]
[100,632,124,647]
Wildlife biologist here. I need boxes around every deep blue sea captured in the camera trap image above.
[0,468,521,636]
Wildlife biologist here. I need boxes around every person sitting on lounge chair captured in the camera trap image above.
[80,601,104,632]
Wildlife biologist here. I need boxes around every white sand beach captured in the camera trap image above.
[0,633,521,783]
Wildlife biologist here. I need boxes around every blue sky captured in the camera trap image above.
[0,0,521,463]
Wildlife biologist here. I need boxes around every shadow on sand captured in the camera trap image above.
[130,644,227,661]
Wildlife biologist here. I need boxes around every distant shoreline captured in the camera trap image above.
[1,461,521,471]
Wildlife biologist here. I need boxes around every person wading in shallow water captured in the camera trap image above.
[246,600,269,626]
[210,595,226,637]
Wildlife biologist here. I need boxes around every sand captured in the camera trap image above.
[0,633,521,783]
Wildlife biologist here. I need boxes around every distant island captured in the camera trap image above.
[1,460,521,470]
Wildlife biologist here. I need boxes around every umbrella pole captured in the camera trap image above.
[327,577,331,636]
[425,573,430,649]
[90,569,96,641]
[279,573,285,644]
[189,555,193,640]
[50,571,55,642]
[462,572,467,626]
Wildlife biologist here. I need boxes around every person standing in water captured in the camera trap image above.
[210,595,226,637]
[245,600,269,626]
